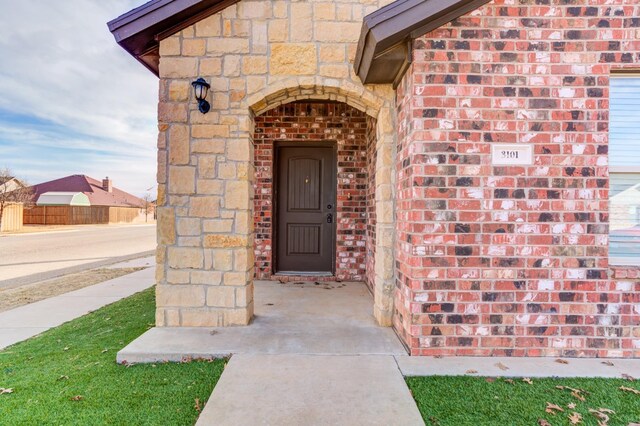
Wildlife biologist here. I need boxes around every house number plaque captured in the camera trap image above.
[491,144,533,166]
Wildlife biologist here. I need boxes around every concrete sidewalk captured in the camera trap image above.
[397,355,640,379]
[0,263,154,350]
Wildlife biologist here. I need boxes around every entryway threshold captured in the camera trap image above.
[273,271,333,277]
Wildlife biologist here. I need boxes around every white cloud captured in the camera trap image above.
[0,0,158,196]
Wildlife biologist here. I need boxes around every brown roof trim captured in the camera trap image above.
[107,0,239,76]
[354,0,491,86]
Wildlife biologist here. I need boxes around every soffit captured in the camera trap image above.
[354,0,492,86]
[108,0,239,75]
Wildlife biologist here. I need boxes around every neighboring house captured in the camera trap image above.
[109,0,640,358]
[610,182,640,262]
[0,176,25,194]
[0,177,27,232]
[25,175,147,225]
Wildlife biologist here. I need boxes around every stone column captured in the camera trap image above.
[373,103,397,327]
[154,27,254,327]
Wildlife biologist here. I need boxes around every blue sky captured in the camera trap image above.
[0,0,157,196]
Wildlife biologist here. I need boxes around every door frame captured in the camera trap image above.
[273,140,337,276]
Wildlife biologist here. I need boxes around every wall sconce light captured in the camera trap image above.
[191,77,211,114]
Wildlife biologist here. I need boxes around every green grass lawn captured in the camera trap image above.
[407,375,640,426]
[0,288,225,425]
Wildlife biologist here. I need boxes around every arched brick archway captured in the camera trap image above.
[246,83,397,326]
[247,81,388,117]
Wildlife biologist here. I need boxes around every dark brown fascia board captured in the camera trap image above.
[355,0,492,85]
[107,0,239,76]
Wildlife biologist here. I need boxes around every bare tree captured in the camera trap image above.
[142,192,155,223]
[0,168,34,231]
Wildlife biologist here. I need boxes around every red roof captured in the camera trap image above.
[31,175,145,208]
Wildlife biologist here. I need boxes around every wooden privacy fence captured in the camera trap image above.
[24,206,142,225]
[109,207,142,223]
[0,203,24,232]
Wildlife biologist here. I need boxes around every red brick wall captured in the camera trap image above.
[395,0,640,357]
[253,101,370,281]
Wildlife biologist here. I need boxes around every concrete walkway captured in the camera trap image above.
[196,354,424,426]
[0,260,155,350]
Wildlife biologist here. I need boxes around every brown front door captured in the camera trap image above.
[276,144,336,274]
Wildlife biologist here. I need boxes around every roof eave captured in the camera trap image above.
[108,0,240,76]
[354,0,492,86]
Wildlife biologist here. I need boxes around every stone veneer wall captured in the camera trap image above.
[253,101,369,281]
[395,0,640,357]
[365,115,378,292]
[154,0,398,327]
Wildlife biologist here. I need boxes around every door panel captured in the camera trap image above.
[288,158,321,211]
[276,145,336,273]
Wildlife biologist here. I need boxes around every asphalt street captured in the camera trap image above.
[0,224,156,288]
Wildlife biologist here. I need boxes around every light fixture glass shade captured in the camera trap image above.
[191,78,211,114]
[191,78,210,101]
[199,84,208,100]
[194,85,203,99]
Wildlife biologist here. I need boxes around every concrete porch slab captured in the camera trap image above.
[195,354,424,426]
[117,280,406,363]
[397,355,640,379]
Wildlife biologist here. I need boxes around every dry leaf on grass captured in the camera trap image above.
[545,402,564,414]
[465,369,478,374]
[567,403,576,409]
[589,408,613,425]
[601,360,615,366]
[555,358,569,364]
[0,388,13,395]
[57,375,69,381]
[568,412,583,424]
[620,386,640,395]
[495,362,509,371]
[571,391,586,402]
[556,385,587,401]
[538,420,552,426]
[523,377,533,385]
[194,398,202,412]
[622,374,636,381]
[485,377,496,383]
[70,395,83,401]
[504,379,515,384]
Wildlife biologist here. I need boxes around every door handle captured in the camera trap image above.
[326,213,333,224]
